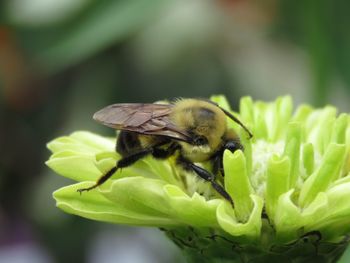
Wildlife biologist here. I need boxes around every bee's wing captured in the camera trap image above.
[93,103,192,142]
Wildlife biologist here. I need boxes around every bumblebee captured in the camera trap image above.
[77,99,252,205]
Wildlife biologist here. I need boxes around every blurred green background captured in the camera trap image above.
[1,0,350,262]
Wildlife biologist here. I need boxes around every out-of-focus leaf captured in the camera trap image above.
[36,0,166,73]
[5,0,90,27]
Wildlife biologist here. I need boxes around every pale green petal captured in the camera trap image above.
[330,174,350,188]
[70,131,115,151]
[331,114,348,144]
[302,143,315,177]
[274,190,302,243]
[164,185,221,227]
[306,182,350,239]
[216,195,263,239]
[265,155,290,220]
[283,122,302,189]
[47,131,115,154]
[224,150,253,222]
[143,157,181,185]
[299,143,346,207]
[47,136,101,154]
[251,97,292,142]
[301,192,328,221]
[272,96,293,142]
[54,182,178,226]
[99,177,173,217]
[305,107,337,153]
[253,102,269,140]
[292,104,313,123]
[46,151,101,182]
[239,96,255,134]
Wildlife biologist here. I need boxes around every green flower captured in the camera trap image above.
[47,96,350,263]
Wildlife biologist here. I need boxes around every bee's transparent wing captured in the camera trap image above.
[93,103,191,142]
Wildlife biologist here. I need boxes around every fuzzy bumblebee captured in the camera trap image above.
[78,98,252,206]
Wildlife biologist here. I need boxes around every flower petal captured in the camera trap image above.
[283,122,302,189]
[274,190,302,243]
[46,151,101,182]
[305,107,337,153]
[299,143,346,207]
[164,184,221,227]
[100,177,176,218]
[239,96,255,134]
[54,182,178,226]
[47,136,100,154]
[306,182,350,239]
[272,96,293,142]
[70,131,115,151]
[265,155,290,220]
[216,195,263,239]
[143,158,181,185]
[302,143,315,177]
[224,150,253,222]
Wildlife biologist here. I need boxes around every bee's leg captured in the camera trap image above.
[77,149,152,193]
[152,143,180,159]
[177,157,233,206]
[190,164,233,206]
[212,153,224,177]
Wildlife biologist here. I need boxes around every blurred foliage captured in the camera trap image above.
[276,0,350,106]
[1,0,350,262]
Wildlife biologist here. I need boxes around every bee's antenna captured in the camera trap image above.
[219,107,253,139]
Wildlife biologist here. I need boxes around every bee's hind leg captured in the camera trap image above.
[177,156,234,206]
[77,166,118,194]
[77,149,152,194]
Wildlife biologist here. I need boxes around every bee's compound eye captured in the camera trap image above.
[194,136,208,145]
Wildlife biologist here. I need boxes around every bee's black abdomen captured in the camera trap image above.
[116,131,142,157]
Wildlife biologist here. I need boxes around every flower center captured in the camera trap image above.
[251,139,285,197]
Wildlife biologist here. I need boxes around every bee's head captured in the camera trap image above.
[171,99,227,151]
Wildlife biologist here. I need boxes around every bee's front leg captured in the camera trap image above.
[177,156,234,206]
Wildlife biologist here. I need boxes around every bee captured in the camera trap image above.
[77,99,252,205]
